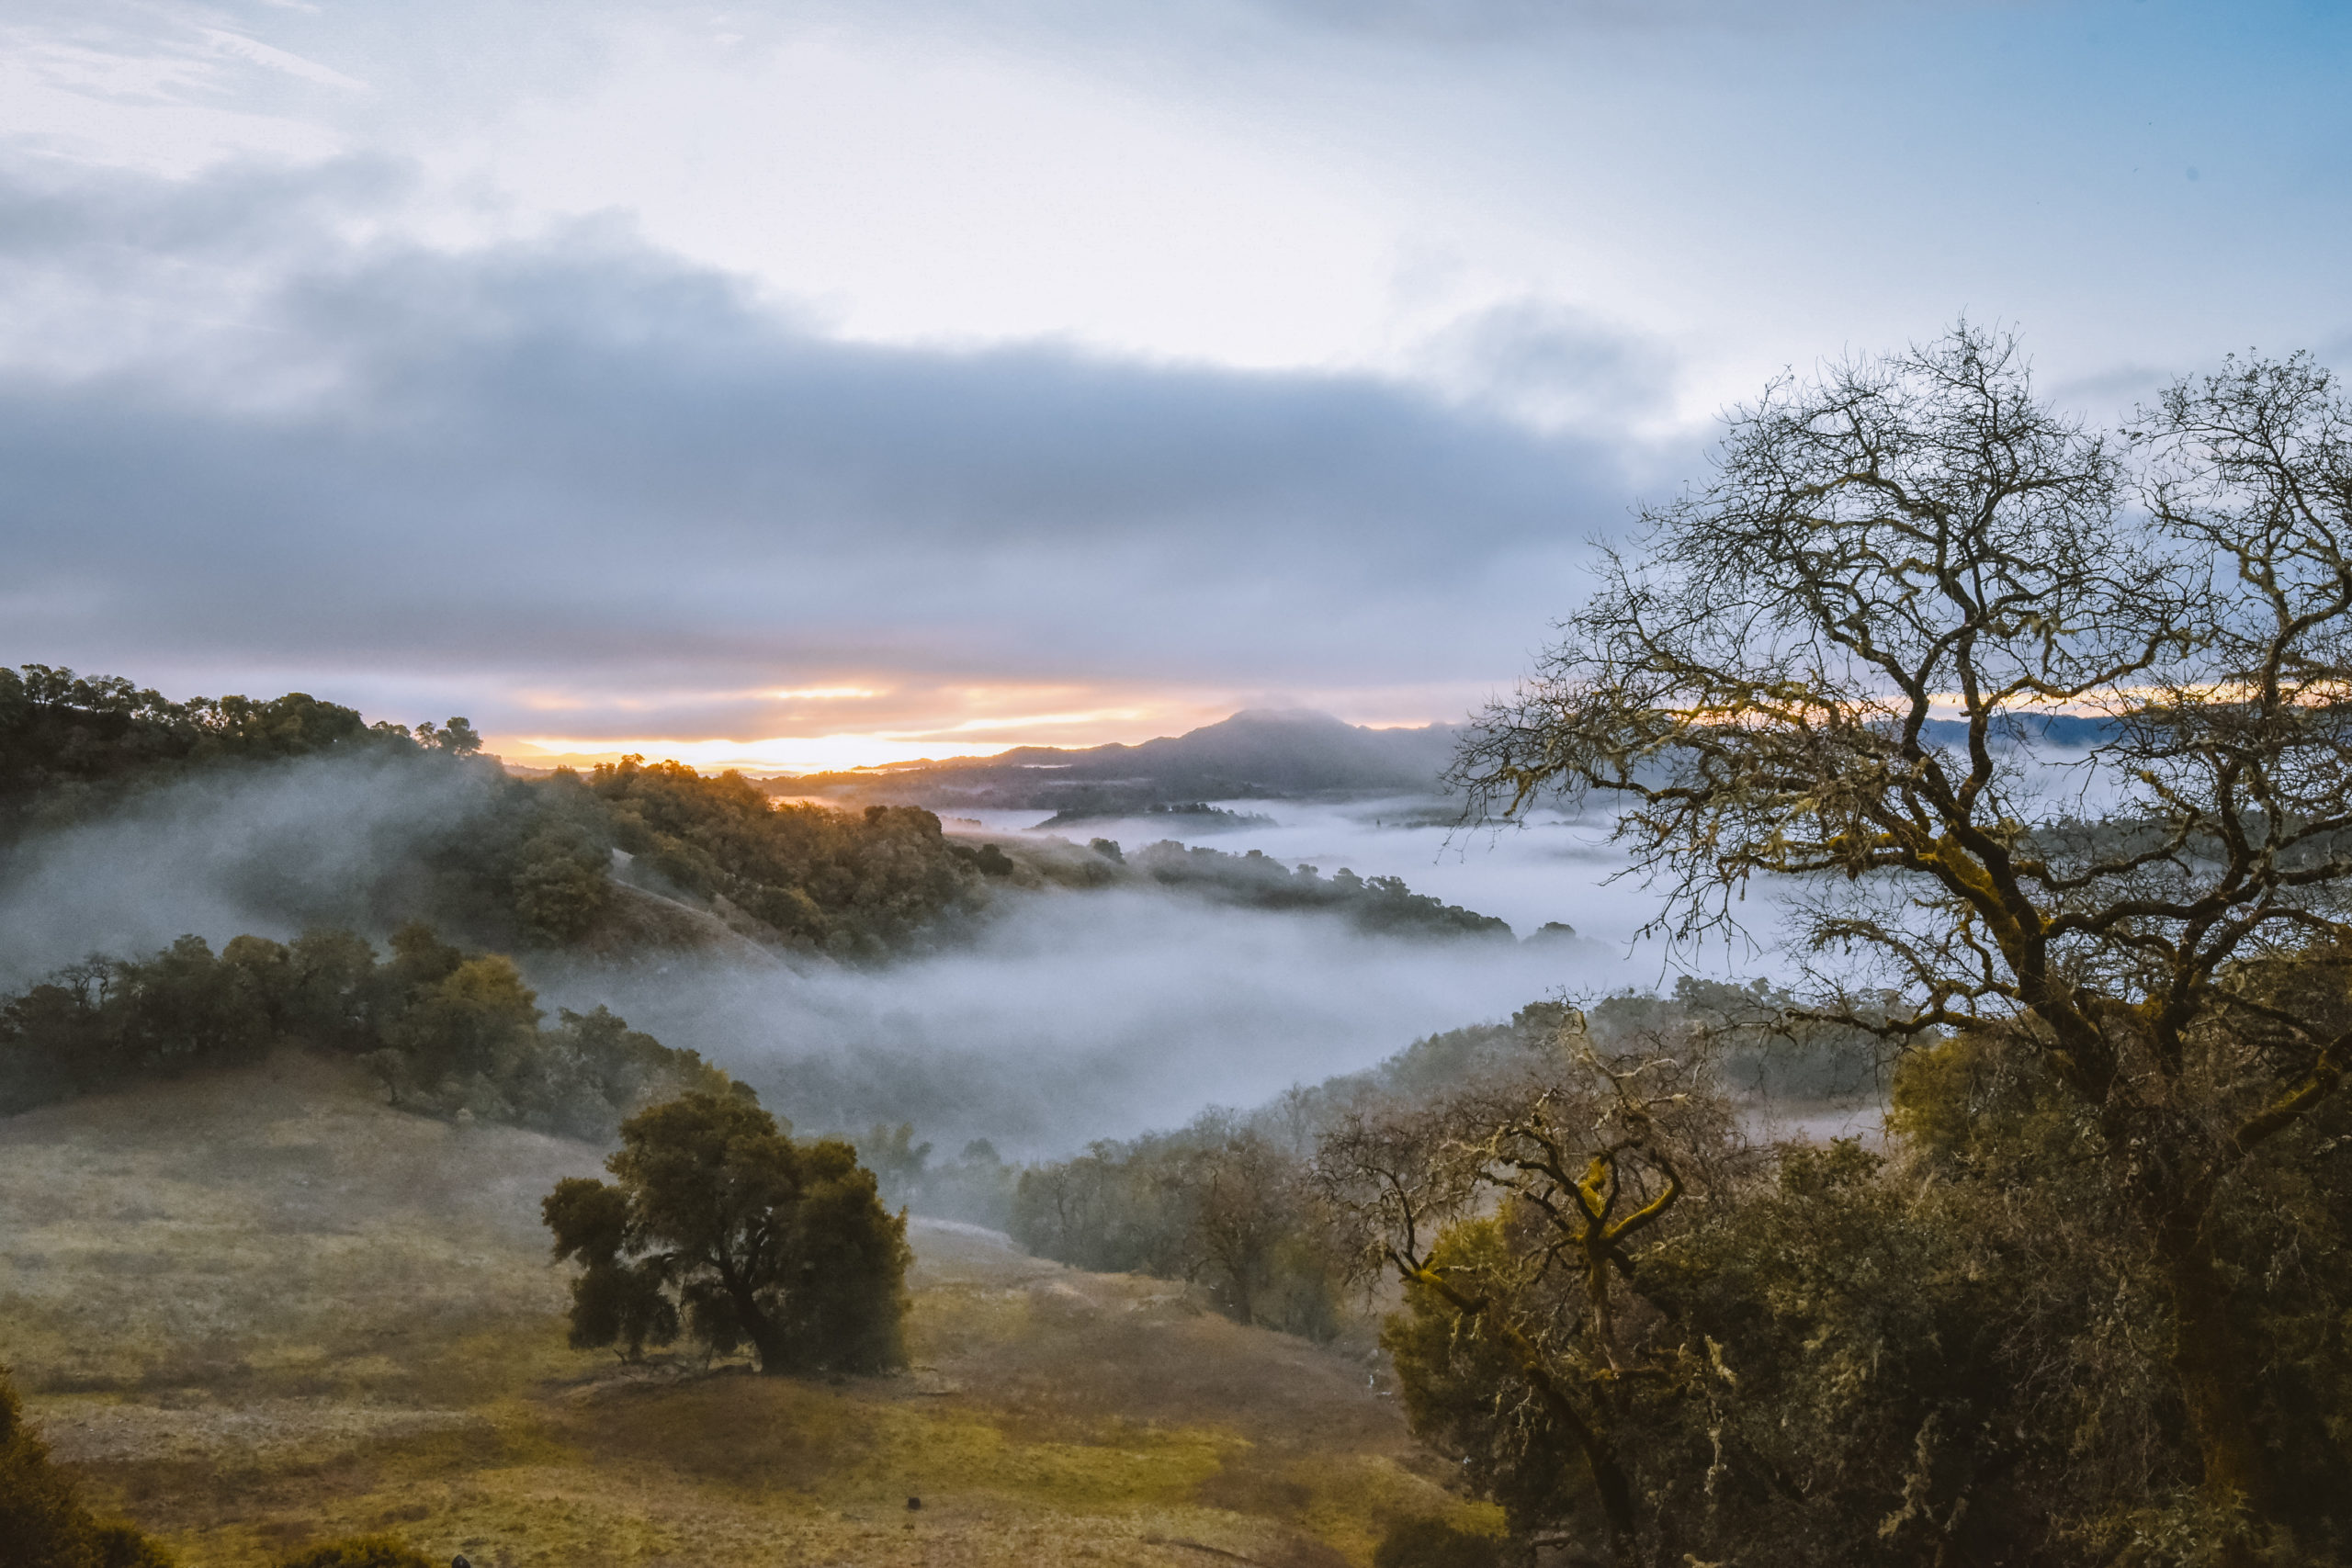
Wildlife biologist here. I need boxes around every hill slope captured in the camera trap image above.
[0,1059,1492,1567]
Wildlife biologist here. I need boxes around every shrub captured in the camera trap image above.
[0,1368,175,1568]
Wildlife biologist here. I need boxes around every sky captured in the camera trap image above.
[4,0,2347,771]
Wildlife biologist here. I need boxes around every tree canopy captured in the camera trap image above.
[543,1089,910,1376]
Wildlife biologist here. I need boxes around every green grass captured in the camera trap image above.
[1,1056,1498,1566]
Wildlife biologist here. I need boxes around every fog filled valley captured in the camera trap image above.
[15,335,2352,1568]
[0,663,1876,1568]
[0,702,1672,1156]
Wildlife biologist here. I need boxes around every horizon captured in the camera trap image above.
[497,703,1466,776]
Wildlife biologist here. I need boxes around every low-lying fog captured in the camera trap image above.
[0,752,493,986]
[961,797,1689,949]
[546,800,1815,1156]
[545,886,1629,1157]
[0,754,1900,1157]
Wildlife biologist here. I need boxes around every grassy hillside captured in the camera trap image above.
[0,1059,1495,1566]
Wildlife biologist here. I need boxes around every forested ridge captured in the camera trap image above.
[0,664,987,960]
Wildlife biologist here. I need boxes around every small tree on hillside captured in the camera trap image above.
[542,1089,910,1375]
[1451,324,2352,1560]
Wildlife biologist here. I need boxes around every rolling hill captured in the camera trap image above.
[0,1055,1496,1567]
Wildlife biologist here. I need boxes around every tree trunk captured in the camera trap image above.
[1577,1429,1641,1567]
[730,1283,789,1375]
[1512,1342,1639,1562]
[1408,1262,1641,1563]
[2153,1196,2267,1563]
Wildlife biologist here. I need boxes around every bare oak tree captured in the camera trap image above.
[1316,1035,1732,1562]
[1452,324,2352,1558]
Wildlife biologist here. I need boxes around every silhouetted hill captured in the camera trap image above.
[767,709,1461,812]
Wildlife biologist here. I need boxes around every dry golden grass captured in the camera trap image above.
[0,1057,1498,1566]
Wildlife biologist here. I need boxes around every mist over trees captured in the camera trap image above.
[0,668,994,963]
[1,667,1521,982]
[0,664,481,816]
[1123,840,1515,940]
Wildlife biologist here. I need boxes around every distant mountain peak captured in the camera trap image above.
[774,708,1464,810]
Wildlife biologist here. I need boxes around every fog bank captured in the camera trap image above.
[540,887,1622,1158]
[0,753,500,986]
[0,760,1824,1156]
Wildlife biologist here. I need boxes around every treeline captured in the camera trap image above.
[1006,999,1593,1339]
[0,923,725,1134]
[0,665,987,960]
[1011,1111,1348,1338]
[0,663,477,817]
[1005,983,1879,1342]
[1122,840,1513,939]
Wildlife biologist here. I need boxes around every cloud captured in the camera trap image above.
[0,161,1655,742]
[1414,298,1679,434]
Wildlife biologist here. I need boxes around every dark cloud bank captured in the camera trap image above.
[0,162,1664,735]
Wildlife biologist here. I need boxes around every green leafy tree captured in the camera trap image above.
[543,1090,910,1374]
[586,757,983,957]
[1,923,720,1135]
[1317,1040,1733,1561]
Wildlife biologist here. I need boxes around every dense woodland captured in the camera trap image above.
[1005,968,2352,1565]
[1008,987,1877,1346]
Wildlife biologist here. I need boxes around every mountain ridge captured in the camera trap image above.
[766,708,1462,811]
